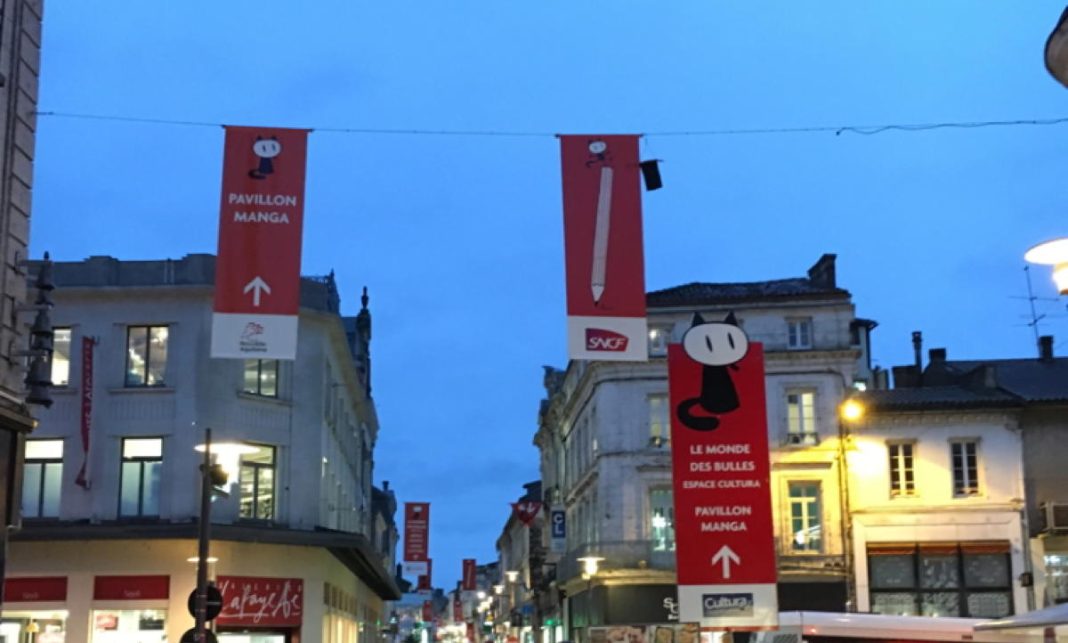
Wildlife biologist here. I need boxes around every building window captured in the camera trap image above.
[787,318,813,349]
[648,326,670,357]
[889,442,916,497]
[243,359,279,397]
[785,390,818,444]
[52,328,72,386]
[125,325,168,387]
[788,482,822,552]
[869,543,1012,618]
[650,488,675,551]
[119,438,162,517]
[648,394,670,447]
[951,441,980,497]
[21,439,63,518]
[239,444,275,521]
[1045,554,1068,604]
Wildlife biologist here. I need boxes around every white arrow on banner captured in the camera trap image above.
[711,545,741,579]
[243,276,272,307]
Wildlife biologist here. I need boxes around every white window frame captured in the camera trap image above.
[888,441,916,498]
[51,327,72,387]
[648,393,670,447]
[951,439,980,497]
[785,389,818,445]
[787,318,813,350]
[787,481,823,553]
[649,487,676,552]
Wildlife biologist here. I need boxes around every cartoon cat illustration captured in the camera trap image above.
[249,136,281,180]
[676,312,749,431]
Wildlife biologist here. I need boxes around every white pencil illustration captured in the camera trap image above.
[591,164,613,305]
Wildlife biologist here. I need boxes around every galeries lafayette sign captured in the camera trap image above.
[216,576,303,627]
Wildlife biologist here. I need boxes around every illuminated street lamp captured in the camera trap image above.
[1025,238,1068,294]
[493,584,505,595]
[577,556,604,579]
[840,399,865,424]
[505,570,519,583]
[1047,7,1068,87]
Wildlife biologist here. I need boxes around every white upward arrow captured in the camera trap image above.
[711,545,741,579]
[243,276,272,307]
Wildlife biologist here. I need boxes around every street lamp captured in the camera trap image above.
[577,556,603,579]
[493,584,504,596]
[840,399,865,424]
[1047,7,1068,87]
[1025,238,1068,294]
[505,570,519,583]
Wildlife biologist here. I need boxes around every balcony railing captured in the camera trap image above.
[558,541,676,581]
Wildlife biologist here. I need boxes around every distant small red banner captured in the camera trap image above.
[216,576,303,627]
[4,577,67,602]
[461,559,477,591]
[93,575,169,601]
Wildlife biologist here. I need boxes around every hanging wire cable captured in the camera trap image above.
[34,110,1068,138]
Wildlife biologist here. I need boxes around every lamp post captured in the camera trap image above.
[1025,238,1068,295]
[194,428,214,643]
[838,399,865,612]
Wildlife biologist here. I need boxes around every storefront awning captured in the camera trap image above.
[976,603,1068,630]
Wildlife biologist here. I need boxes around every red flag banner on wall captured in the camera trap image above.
[75,336,94,488]
[462,559,477,591]
[453,595,463,621]
[559,134,647,361]
[417,559,433,592]
[668,317,777,629]
[422,600,434,622]
[211,126,309,360]
[511,501,542,526]
[404,502,431,562]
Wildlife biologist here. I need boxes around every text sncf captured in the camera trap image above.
[586,328,629,351]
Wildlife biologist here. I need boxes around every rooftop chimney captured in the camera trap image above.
[892,365,921,388]
[912,331,923,370]
[929,348,947,363]
[807,254,837,288]
[1040,335,1055,362]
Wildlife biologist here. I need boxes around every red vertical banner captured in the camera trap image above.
[559,135,647,361]
[461,559,477,591]
[404,502,430,562]
[467,622,476,642]
[453,595,463,621]
[668,318,777,629]
[75,337,94,488]
[417,559,433,592]
[422,600,434,622]
[211,126,309,360]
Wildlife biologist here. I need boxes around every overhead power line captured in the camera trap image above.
[34,110,1068,138]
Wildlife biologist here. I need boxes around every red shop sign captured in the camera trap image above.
[4,577,67,602]
[216,576,303,627]
[93,575,170,600]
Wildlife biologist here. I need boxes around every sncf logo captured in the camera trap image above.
[586,328,629,352]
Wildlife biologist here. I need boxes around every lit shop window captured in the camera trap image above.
[92,609,166,643]
[119,438,162,517]
[51,328,71,386]
[22,439,63,518]
[243,359,279,397]
[788,482,822,553]
[239,444,276,521]
[650,488,676,552]
[125,325,168,387]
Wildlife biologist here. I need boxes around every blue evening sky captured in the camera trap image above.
[30,2,1068,589]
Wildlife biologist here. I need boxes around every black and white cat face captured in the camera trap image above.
[252,137,281,159]
[682,312,749,366]
[588,140,607,154]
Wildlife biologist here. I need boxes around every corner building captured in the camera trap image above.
[1,255,400,643]
[536,255,876,642]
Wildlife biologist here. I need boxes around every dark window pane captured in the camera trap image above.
[871,592,918,615]
[920,554,960,589]
[870,555,916,589]
[147,327,168,385]
[120,462,141,515]
[21,462,42,517]
[966,592,1012,618]
[260,360,278,397]
[922,592,961,617]
[243,360,260,394]
[40,463,62,517]
[964,554,1010,588]
[143,461,161,515]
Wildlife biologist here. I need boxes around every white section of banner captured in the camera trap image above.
[567,315,648,362]
[678,583,778,630]
[210,313,299,360]
[403,561,429,577]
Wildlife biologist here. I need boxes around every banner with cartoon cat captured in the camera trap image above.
[559,135,648,361]
[211,126,309,360]
[667,313,777,630]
